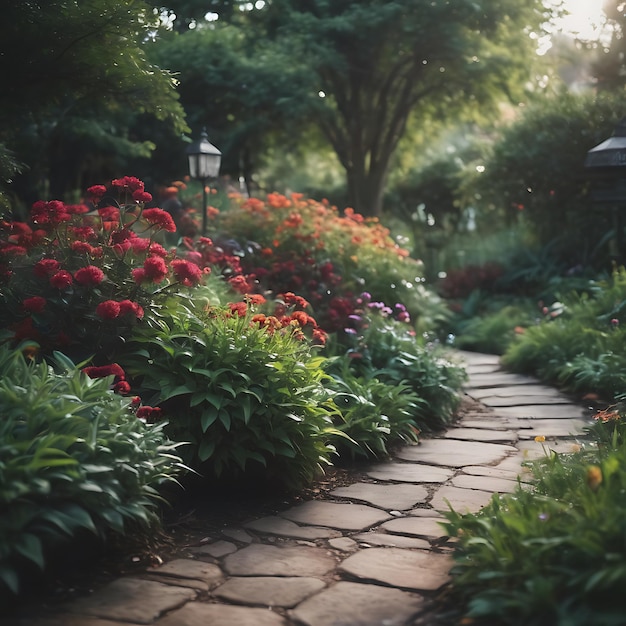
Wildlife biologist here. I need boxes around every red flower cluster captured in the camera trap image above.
[74,265,105,287]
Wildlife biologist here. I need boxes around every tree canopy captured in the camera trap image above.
[0,0,187,211]
[156,0,553,215]
[279,0,555,214]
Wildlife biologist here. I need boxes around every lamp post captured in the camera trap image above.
[585,118,626,263]
[186,128,222,236]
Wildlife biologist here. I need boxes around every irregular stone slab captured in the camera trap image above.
[465,373,539,387]
[460,419,519,430]
[456,351,501,366]
[158,602,288,626]
[516,437,587,461]
[147,559,222,585]
[214,576,326,608]
[444,427,517,443]
[339,548,451,591]
[381,516,448,539]
[495,404,588,419]
[366,462,454,483]
[451,474,518,493]
[353,532,430,550]
[462,465,524,481]
[9,617,145,626]
[395,439,516,468]
[290,580,424,626]
[514,418,589,438]
[494,452,531,474]
[480,395,572,407]
[195,540,238,558]
[244,516,340,539]
[469,385,569,400]
[140,573,209,591]
[221,527,253,543]
[430,485,494,514]
[223,543,336,577]
[62,577,195,624]
[280,501,391,531]
[330,482,428,510]
[465,363,502,370]
[328,537,358,552]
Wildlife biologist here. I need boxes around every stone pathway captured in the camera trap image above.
[4,351,593,626]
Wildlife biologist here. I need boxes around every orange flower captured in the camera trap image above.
[586,465,603,491]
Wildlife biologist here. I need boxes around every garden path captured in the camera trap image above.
[4,351,592,626]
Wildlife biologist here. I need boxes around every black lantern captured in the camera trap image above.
[186,128,222,235]
[585,118,626,262]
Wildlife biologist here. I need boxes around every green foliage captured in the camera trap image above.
[468,91,625,267]
[0,343,184,594]
[121,302,340,488]
[444,413,626,625]
[332,297,466,431]
[1,1,187,208]
[502,268,626,399]
[452,302,537,355]
[325,359,422,460]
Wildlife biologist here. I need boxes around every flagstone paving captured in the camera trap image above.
[4,350,595,626]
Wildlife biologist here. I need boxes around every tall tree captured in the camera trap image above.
[248,0,551,215]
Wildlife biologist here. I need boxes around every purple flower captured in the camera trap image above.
[343,327,358,335]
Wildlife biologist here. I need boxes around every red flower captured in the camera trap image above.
[131,268,147,284]
[82,363,125,381]
[50,270,73,289]
[87,184,107,200]
[69,226,97,241]
[30,200,71,226]
[149,243,168,257]
[71,241,94,255]
[74,265,105,286]
[65,204,90,215]
[228,301,248,317]
[34,258,61,278]
[96,300,121,320]
[23,296,46,313]
[245,294,267,306]
[111,176,144,192]
[171,259,202,286]
[136,406,162,423]
[97,206,121,223]
[130,238,151,254]
[112,241,131,257]
[113,381,131,395]
[110,228,134,244]
[132,190,152,204]
[1,244,27,256]
[142,208,176,232]
[280,292,310,310]
[142,255,168,282]
[118,299,144,319]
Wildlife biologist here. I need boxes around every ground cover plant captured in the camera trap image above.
[501,268,626,401]
[0,342,185,597]
[444,405,626,625]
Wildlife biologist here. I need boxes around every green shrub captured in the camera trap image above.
[325,359,422,460]
[121,299,341,488]
[0,343,185,595]
[502,269,626,400]
[451,302,537,355]
[332,294,466,431]
[444,413,626,625]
